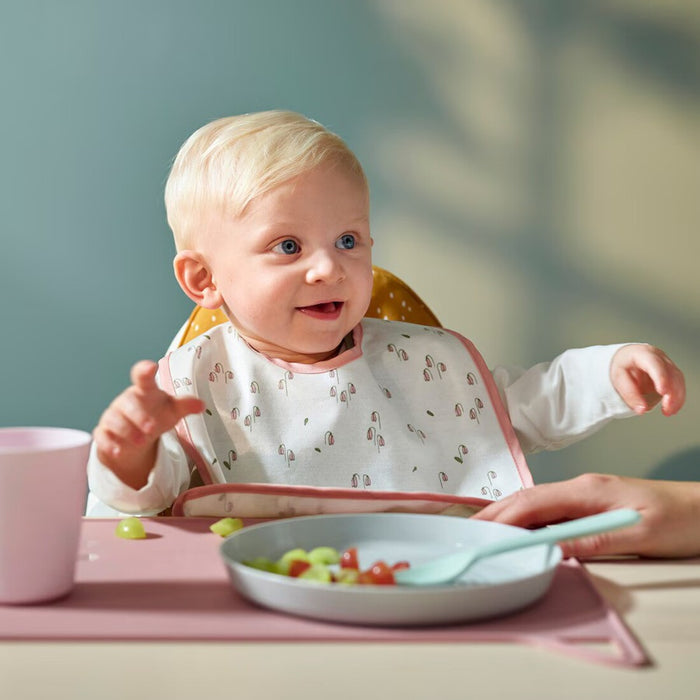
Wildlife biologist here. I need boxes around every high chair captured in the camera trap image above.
[176,265,441,347]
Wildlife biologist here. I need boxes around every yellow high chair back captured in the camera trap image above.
[177,265,441,346]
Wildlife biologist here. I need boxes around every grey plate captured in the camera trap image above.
[219,512,562,626]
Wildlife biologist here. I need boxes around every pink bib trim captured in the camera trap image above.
[447,330,534,489]
[158,355,215,485]
[172,481,492,518]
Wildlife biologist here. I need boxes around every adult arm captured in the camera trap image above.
[473,473,700,558]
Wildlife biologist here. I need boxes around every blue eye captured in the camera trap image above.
[336,234,356,250]
[273,239,299,255]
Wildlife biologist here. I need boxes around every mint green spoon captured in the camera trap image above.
[394,509,641,586]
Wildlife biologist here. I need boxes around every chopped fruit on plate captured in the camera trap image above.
[276,548,310,575]
[299,564,333,583]
[333,568,360,585]
[288,559,313,577]
[340,546,359,570]
[360,561,396,585]
[242,546,410,585]
[307,546,341,565]
[244,557,279,573]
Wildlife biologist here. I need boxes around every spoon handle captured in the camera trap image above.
[479,508,641,559]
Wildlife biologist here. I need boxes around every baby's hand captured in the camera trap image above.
[610,344,685,416]
[93,360,205,487]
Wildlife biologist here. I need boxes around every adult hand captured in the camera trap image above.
[473,473,700,558]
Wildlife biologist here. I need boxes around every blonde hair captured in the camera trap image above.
[164,110,367,249]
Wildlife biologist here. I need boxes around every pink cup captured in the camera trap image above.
[0,427,92,604]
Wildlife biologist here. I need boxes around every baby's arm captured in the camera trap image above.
[92,360,205,489]
[493,343,685,455]
[493,344,634,454]
[86,429,191,516]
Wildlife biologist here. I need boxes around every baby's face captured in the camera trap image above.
[202,164,373,364]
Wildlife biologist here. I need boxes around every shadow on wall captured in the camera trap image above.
[370,0,699,484]
[372,0,700,359]
[648,447,700,482]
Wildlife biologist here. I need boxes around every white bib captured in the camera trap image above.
[159,319,532,517]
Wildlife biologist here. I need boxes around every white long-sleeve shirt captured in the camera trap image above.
[86,322,632,517]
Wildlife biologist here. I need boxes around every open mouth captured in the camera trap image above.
[297,301,344,320]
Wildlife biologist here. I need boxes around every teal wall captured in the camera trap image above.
[2,1,698,482]
[1,0,421,429]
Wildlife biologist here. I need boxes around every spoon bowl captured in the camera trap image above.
[394,509,641,586]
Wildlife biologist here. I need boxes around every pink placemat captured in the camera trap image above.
[0,518,649,667]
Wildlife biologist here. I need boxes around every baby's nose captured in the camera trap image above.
[305,250,344,284]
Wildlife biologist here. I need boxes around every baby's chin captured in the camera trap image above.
[285,333,356,364]
[271,348,341,364]
[240,337,344,365]
[235,322,358,364]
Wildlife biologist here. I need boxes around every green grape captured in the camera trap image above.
[243,557,279,573]
[209,517,244,537]
[115,517,146,539]
[299,563,333,583]
[307,546,340,565]
[276,548,309,575]
[334,568,360,585]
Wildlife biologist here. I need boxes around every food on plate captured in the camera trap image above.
[307,546,341,565]
[333,568,360,585]
[209,517,244,537]
[243,556,279,573]
[115,517,146,539]
[243,546,411,585]
[276,548,309,575]
[340,546,359,570]
[299,564,333,583]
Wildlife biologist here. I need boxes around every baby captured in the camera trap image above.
[87,110,685,517]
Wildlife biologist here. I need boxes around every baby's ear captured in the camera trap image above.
[173,251,223,309]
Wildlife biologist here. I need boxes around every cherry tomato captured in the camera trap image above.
[360,560,396,585]
[340,547,359,570]
[288,560,312,577]
[357,570,375,585]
